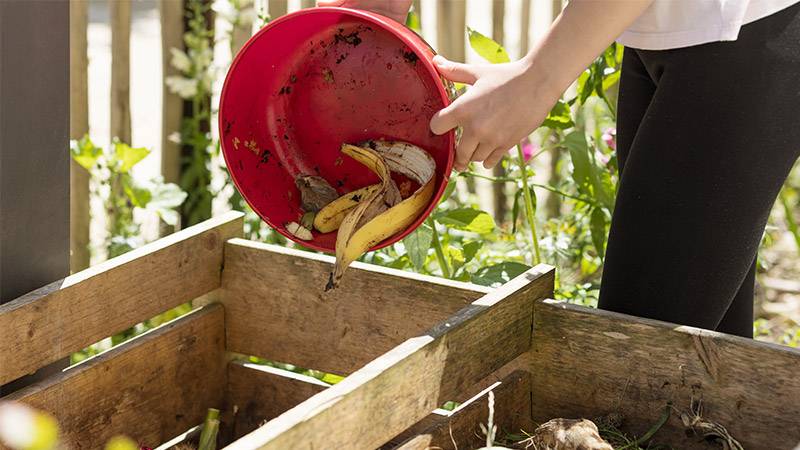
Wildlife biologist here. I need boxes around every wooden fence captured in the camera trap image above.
[68,0,562,272]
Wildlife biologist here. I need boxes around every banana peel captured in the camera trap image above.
[327,141,436,290]
[313,183,382,233]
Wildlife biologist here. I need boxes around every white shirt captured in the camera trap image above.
[617,0,800,50]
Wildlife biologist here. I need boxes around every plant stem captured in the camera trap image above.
[516,144,541,265]
[197,408,220,450]
[428,218,451,278]
[459,172,596,206]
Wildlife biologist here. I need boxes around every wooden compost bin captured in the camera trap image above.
[1,211,799,450]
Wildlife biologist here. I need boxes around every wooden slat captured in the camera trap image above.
[2,305,226,449]
[531,300,800,450]
[267,0,287,18]
[159,0,184,186]
[389,370,533,450]
[110,0,132,143]
[0,211,243,385]
[221,239,491,375]
[69,0,91,272]
[519,0,530,57]
[436,0,466,61]
[226,361,329,440]
[224,265,555,450]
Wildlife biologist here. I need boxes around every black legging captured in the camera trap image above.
[598,2,800,338]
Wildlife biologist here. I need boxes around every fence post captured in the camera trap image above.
[70,0,91,272]
[268,0,287,18]
[301,0,315,9]
[110,0,132,144]
[160,0,184,187]
[436,0,466,62]
[519,0,530,57]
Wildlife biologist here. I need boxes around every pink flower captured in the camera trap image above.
[516,137,538,162]
[602,127,617,151]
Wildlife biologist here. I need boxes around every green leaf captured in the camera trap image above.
[602,70,621,91]
[436,207,495,234]
[564,131,592,196]
[405,9,421,32]
[467,27,510,64]
[590,207,607,259]
[148,182,188,209]
[471,262,531,287]
[70,135,102,171]
[462,241,482,264]
[403,224,433,270]
[122,177,152,208]
[114,141,150,173]
[542,100,574,130]
[439,178,457,205]
[511,188,522,233]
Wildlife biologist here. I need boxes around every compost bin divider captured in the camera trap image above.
[222,264,555,450]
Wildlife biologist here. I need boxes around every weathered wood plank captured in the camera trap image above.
[2,305,226,449]
[225,265,555,450]
[69,0,91,272]
[389,370,533,450]
[225,361,329,440]
[221,239,491,375]
[436,0,466,61]
[531,300,800,450]
[110,0,132,143]
[0,211,243,385]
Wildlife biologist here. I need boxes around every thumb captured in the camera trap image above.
[432,55,480,85]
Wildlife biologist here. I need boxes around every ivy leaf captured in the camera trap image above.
[542,100,574,130]
[114,141,150,173]
[122,177,152,208]
[590,207,607,260]
[471,262,531,287]
[467,27,510,64]
[403,224,433,270]
[436,208,495,234]
[70,135,102,171]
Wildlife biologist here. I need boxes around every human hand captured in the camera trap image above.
[316,0,413,24]
[430,55,559,170]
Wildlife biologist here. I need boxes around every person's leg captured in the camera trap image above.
[598,2,800,337]
[615,47,656,173]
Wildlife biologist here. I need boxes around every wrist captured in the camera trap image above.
[519,51,564,107]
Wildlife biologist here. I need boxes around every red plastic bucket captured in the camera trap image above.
[219,7,455,253]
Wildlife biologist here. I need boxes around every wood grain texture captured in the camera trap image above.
[221,239,491,375]
[110,0,131,143]
[2,305,226,450]
[225,361,329,440]
[69,0,90,272]
[531,300,800,450]
[389,370,533,450]
[0,211,243,385]
[225,265,554,450]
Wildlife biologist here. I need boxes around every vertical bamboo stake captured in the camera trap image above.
[160,0,184,186]
[268,0,287,18]
[70,0,91,272]
[491,0,508,224]
[110,0,132,144]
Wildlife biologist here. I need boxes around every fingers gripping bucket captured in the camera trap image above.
[219,7,456,253]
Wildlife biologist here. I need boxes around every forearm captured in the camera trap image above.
[521,0,653,101]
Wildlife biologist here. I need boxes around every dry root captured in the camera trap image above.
[679,398,743,450]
